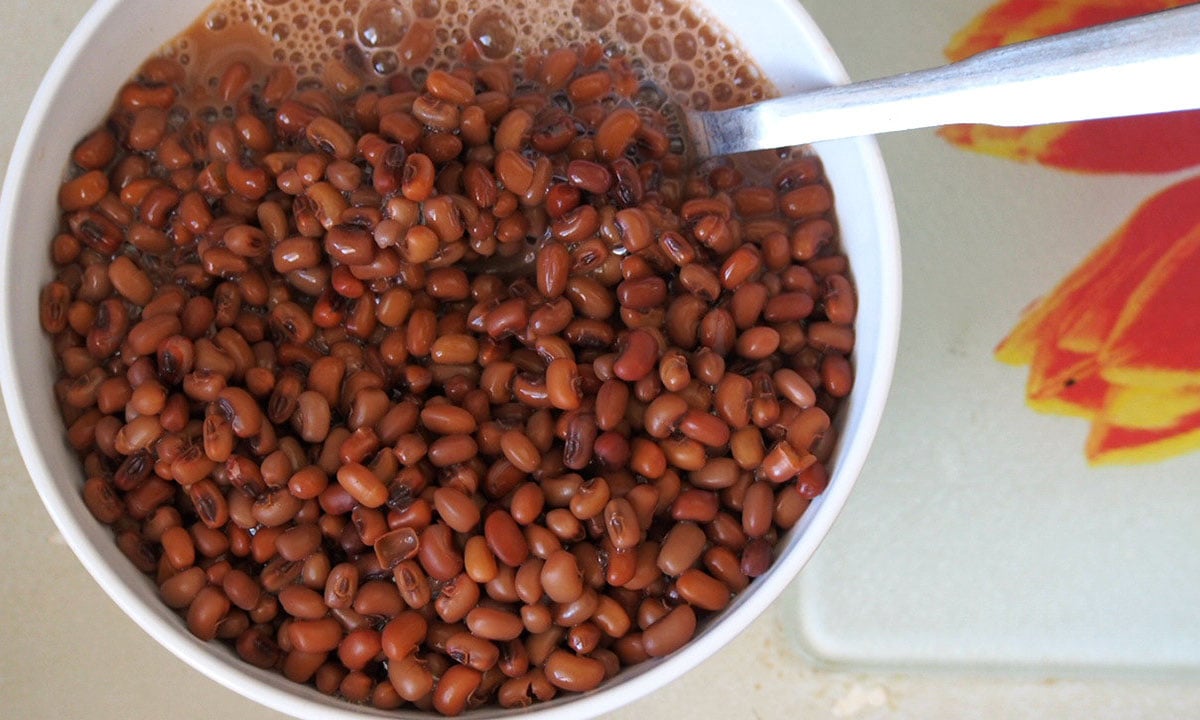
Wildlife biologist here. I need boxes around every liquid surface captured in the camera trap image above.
[170,0,772,112]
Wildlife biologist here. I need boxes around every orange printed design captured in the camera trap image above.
[945,0,1200,463]
[941,0,1200,173]
[996,176,1200,463]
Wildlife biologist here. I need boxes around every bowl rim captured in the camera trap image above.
[0,0,900,717]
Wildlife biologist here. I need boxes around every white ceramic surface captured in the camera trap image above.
[0,1,899,717]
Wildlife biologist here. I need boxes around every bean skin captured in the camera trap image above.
[540,549,585,604]
[500,430,541,473]
[433,665,483,716]
[160,567,207,609]
[377,614,425,667]
[641,604,697,657]
[418,523,464,581]
[433,487,481,533]
[612,329,659,382]
[388,653,435,702]
[543,650,605,692]
[485,510,530,567]
[604,498,641,550]
[186,586,231,641]
[466,606,524,641]
[290,617,345,654]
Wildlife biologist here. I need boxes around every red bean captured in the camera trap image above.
[641,604,696,657]
[741,481,775,538]
[186,586,231,641]
[540,549,585,604]
[678,409,731,448]
[499,430,541,473]
[485,510,530,567]
[279,585,330,620]
[338,628,382,671]
[612,329,658,382]
[161,567,207,609]
[466,606,524,641]
[444,631,499,671]
[336,462,388,508]
[433,664,483,716]
[418,523,464,581]
[543,649,605,692]
[389,653,435,702]
[380,612,428,662]
[433,487,481,533]
[604,498,641,550]
[290,617,344,654]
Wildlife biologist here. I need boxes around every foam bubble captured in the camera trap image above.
[357,0,409,46]
[468,7,516,59]
[572,0,613,31]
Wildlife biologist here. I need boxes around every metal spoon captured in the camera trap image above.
[686,4,1200,157]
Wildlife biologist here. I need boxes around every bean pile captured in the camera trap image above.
[40,40,854,714]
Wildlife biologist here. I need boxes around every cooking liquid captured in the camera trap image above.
[165,0,773,115]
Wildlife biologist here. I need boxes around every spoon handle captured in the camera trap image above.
[690,4,1200,156]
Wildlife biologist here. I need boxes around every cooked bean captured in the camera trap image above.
[380,611,428,662]
[466,606,524,641]
[595,108,640,162]
[353,579,404,617]
[740,538,774,578]
[643,392,688,439]
[161,525,195,570]
[641,604,696,657]
[418,523,464,581]
[678,409,731,448]
[603,498,641,550]
[336,462,388,508]
[461,535,499,585]
[760,441,815,484]
[545,358,581,411]
[433,487,481,533]
[676,569,731,611]
[821,353,854,397]
[540,549,585,604]
[427,434,478,467]
[108,256,154,305]
[613,329,659,382]
[293,391,332,443]
[736,326,781,359]
[186,585,231,641]
[741,481,775,538]
[280,585,330,620]
[444,632,499,672]
[388,653,435,702]
[337,628,382,672]
[657,521,707,576]
[543,649,605,692]
[500,430,541,474]
[290,617,344,653]
[434,573,481,623]
[160,567,207,609]
[509,483,545,526]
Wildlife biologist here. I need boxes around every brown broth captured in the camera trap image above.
[168,0,771,112]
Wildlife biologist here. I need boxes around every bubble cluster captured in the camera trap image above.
[171,0,771,110]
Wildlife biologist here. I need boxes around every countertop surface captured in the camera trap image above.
[4,1,1200,718]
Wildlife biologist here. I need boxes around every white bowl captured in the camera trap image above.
[0,1,900,717]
